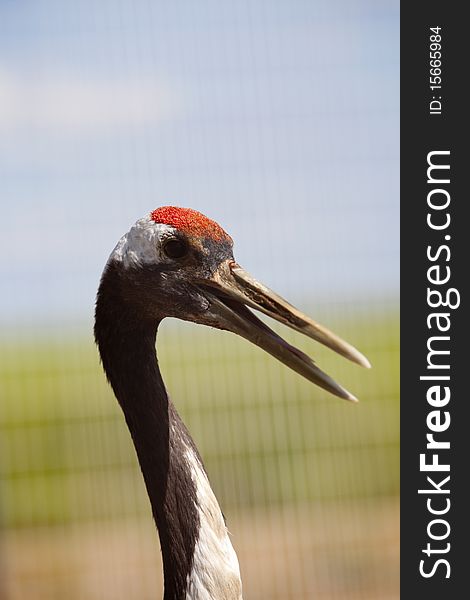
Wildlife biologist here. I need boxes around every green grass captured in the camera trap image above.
[1,310,399,527]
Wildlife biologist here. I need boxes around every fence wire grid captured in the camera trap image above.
[1,1,399,599]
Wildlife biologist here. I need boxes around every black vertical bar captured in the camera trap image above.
[401,3,467,598]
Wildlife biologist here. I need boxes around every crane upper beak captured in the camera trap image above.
[197,261,370,402]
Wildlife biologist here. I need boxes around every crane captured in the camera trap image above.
[94,206,370,600]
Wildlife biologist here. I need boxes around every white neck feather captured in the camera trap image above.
[184,449,243,600]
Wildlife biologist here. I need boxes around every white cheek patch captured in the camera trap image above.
[110,216,176,268]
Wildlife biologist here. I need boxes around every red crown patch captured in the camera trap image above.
[150,207,232,242]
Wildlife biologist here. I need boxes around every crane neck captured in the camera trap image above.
[94,261,242,600]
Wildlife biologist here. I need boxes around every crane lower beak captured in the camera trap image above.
[197,261,370,402]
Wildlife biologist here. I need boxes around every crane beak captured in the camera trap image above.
[197,261,371,402]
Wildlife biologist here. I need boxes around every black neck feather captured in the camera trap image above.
[94,261,200,600]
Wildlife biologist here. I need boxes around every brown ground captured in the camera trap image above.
[1,498,399,600]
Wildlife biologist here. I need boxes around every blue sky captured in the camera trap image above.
[0,1,399,329]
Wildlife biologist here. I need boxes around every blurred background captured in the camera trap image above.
[0,1,399,599]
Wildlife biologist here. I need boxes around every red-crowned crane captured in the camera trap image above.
[94,207,370,600]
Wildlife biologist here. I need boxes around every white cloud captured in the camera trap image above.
[0,66,178,135]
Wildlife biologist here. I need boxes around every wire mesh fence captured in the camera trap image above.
[1,307,398,599]
[1,1,398,598]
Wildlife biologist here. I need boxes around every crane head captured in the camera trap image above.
[107,206,370,401]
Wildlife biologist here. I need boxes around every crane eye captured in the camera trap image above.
[162,238,188,259]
